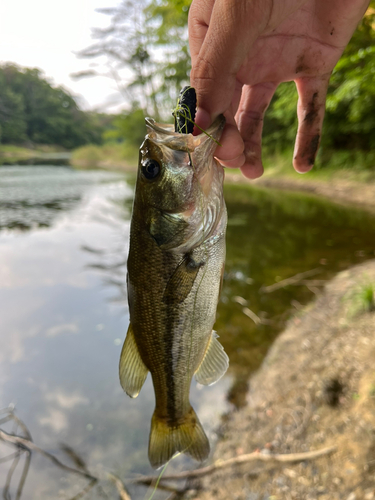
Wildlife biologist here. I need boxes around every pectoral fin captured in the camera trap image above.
[119,324,148,398]
[162,254,203,305]
[195,331,229,386]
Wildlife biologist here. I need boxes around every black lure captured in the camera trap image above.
[174,86,196,134]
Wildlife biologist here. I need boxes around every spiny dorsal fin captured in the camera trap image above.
[194,331,229,386]
[119,323,148,398]
[162,253,204,305]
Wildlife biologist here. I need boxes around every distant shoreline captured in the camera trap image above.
[2,147,375,214]
[225,170,375,214]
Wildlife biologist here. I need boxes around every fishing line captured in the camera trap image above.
[146,458,170,500]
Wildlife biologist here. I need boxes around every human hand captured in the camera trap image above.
[189,0,370,178]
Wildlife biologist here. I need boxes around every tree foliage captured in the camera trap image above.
[104,107,146,146]
[76,0,190,120]
[264,3,375,155]
[324,5,375,150]
[78,0,375,157]
[0,64,110,148]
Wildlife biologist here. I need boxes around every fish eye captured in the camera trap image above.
[141,159,161,180]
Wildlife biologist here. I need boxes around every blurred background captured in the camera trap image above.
[1,0,375,170]
[0,1,375,499]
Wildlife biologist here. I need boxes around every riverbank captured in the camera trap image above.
[225,169,375,214]
[192,260,375,500]
[70,143,137,170]
[0,145,71,165]
[5,144,375,213]
[71,144,375,213]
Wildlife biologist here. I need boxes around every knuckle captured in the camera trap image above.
[238,108,263,124]
[191,56,220,97]
[192,55,218,82]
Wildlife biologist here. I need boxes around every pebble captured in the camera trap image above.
[275,475,286,486]
[245,494,259,500]
[261,448,271,455]
[298,476,310,486]
[283,468,297,478]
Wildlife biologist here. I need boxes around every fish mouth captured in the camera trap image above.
[145,115,225,155]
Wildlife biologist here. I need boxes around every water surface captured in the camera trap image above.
[0,166,374,499]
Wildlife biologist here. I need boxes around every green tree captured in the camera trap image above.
[0,64,110,148]
[324,4,375,150]
[263,3,375,155]
[76,0,375,158]
[0,70,27,143]
[104,107,146,148]
[75,0,190,120]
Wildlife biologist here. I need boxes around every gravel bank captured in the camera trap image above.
[225,173,375,214]
[193,261,375,500]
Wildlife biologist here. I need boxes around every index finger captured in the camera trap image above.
[189,0,270,120]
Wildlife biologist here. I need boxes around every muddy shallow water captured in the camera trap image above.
[0,165,374,499]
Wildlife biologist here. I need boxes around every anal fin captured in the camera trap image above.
[194,331,229,386]
[119,323,148,398]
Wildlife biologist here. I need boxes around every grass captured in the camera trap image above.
[71,142,138,170]
[2,140,374,184]
[344,281,375,317]
[0,142,139,170]
[0,144,70,165]
[260,146,375,183]
[0,145,40,164]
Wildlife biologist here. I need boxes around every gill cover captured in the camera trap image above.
[138,116,226,251]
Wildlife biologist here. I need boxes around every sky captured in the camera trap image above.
[0,0,130,112]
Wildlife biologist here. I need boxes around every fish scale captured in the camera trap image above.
[119,108,229,469]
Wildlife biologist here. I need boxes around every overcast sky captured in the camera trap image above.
[0,0,129,112]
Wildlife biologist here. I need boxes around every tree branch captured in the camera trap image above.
[131,446,337,484]
[0,430,96,484]
[260,268,322,293]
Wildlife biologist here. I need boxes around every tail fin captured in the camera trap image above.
[148,406,210,469]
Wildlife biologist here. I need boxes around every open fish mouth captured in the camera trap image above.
[145,115,225,154]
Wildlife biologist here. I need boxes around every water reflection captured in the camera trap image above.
[218,183,375,392]
[0,166,374,499]
[0,166,123,230]
[0,166,230,500]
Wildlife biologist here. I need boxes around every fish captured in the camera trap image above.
[119,112,229,469]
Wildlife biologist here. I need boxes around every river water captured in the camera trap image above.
[0,165,374,499]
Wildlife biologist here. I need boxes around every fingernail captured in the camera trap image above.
[218,153,245,169]
[293,156,314,174]
[296,166,313,174]
[193,108,211,135]
[240,162,264,179]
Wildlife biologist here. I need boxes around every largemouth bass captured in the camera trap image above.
[119,113,228,469]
